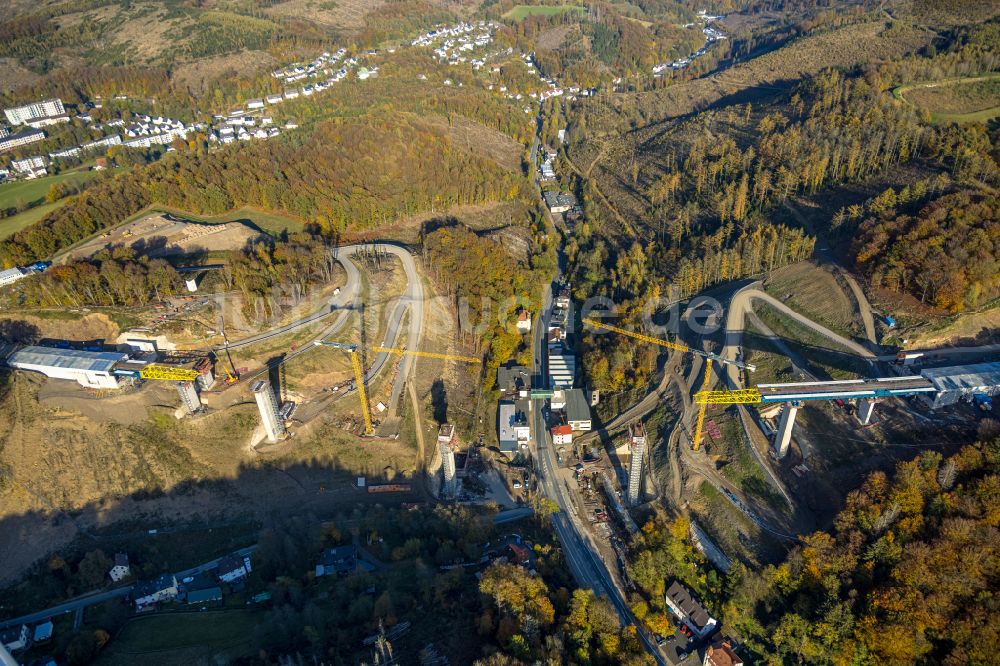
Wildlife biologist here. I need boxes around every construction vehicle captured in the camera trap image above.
[313,340,480,435]
[583,317,756,450]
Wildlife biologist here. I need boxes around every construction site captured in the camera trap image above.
[0,242,496,588]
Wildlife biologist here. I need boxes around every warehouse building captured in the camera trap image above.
[6,346,127,389]
[921,362,1000,409]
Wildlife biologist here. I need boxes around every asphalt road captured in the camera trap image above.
[531,277,667,665]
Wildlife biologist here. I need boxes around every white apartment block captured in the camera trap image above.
[4,98,65,125]
[0,128,45,152]
[11,155,47,175]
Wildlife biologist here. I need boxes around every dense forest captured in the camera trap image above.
[726,439,1000,664]
[477,562,652,665]
[11,232,345,325]
[423,223,556,388]
[853,189,999,312]
[0,114,526,267]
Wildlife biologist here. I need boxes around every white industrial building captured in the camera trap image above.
[921,362,1000,409]
[548,342,575,389]
[0,267,27,286]
[4,98,65,125]
[498,400,530,453]
[6,346,127,389]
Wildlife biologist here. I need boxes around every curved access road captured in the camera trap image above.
[228,243,424,419]
[223,250,361,350]
[722,286,876,389]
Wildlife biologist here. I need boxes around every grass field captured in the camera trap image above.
[755,304,866,380]
[503,4,587,20]
[895,74,1000,124]
[96,610,264,664]
[0,170,99,211]
[763,262,860,340]
[0,200,65,240]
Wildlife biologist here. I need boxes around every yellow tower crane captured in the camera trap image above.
[583,317,755,450]
[313,341,480,435]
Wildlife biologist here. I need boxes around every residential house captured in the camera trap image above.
[133,573,178,608]
[665,580,718,639]
[497,364,530,399]
[216,553,252,584]
[32,620,53,644]
[4,98,64,125]
[516,310,531,332]
[543,191,577,214]
[704,639,743,666]
[0,624,29,652]
[551,424,573,446]
[246,99,265,110]
[315,544,357,576]
[265,94,283,105]
[554,288,571,309]
[506,543,531,567]
[49,145,81,159]
[186,586,222,605]
[108,553,130,582]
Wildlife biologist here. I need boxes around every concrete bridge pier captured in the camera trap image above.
[774,401,801,459]
[857,397,877,425]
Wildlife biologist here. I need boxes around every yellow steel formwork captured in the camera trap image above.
[693,388,762,405]
[140,365,202,382]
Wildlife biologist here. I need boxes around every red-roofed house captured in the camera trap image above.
[704,639,742,666]
[516,310,531,332]
[551,424,573,446]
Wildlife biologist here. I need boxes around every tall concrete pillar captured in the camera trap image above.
[857,398,876,425]
[252,380,285,442]
[774,401,800,459]
[438,424,457,496]
[627,422,646,506]
[176,381,200,415]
